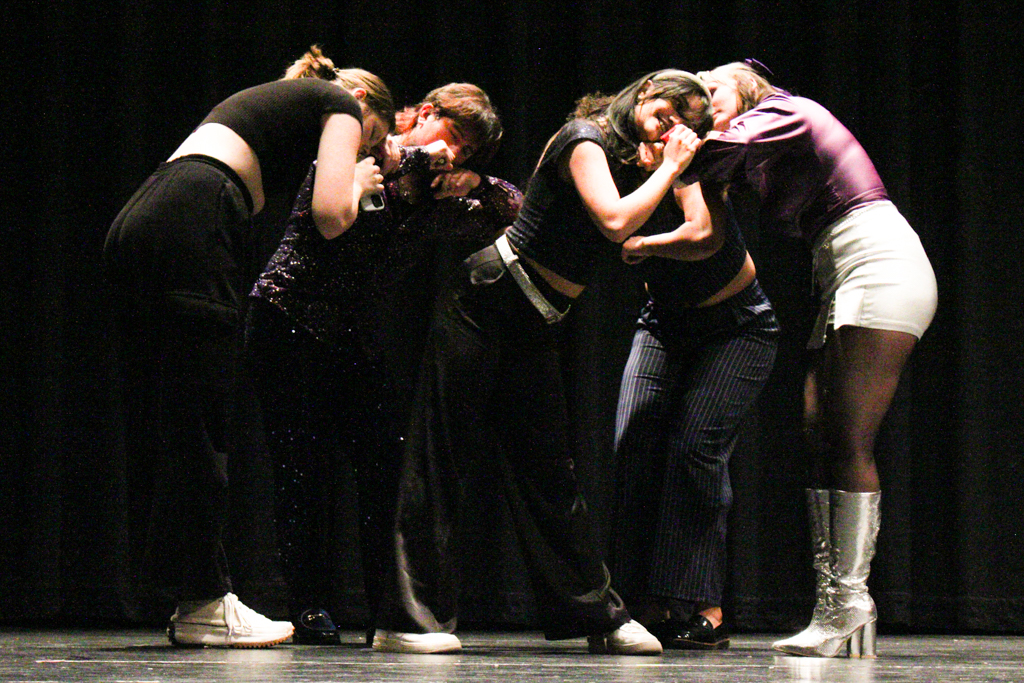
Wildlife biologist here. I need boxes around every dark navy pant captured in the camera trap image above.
[611,280,779,607]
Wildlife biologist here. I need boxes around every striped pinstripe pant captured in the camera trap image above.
[610,280,779,607]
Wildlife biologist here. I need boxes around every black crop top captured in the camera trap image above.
[632,191,749,307]
[201,79,363,198]
[506,119,622,286]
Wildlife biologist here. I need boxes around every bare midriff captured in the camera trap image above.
[168,123,265,213]
[516,251,586,300]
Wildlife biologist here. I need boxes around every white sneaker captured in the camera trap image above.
[589,620,663,655]
[371,630,462,653]
[167,593,294,648]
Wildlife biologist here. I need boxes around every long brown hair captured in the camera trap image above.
[283,45,396,132]
[571,70,712,166]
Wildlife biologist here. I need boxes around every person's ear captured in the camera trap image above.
[637,80,654,101]
[350,87,368,101]
[416,103,435,126]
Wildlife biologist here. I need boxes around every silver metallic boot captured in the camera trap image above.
[774,490,880,658]
[772,489,832,654]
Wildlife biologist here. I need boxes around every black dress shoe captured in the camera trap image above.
[649,614,730,650]
[293,608,341,645]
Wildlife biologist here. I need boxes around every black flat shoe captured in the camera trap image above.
[649,614,730,650]
[293,608,340,645]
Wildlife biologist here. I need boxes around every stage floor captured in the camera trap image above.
[1,628,1019,682]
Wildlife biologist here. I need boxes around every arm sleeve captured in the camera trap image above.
[321,87,364,122]
[430,176,524,242]
[685,100,809,184]
[396,146,433,176]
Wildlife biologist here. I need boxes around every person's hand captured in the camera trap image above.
[354,156,384,200]
[432,169,481,199]
[637,141,660,172]
[621,235,649,265]
[424,140,455,172]
[660,124,702,174]
[377,136,402,176]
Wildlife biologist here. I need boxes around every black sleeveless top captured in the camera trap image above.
[506,119,623,286]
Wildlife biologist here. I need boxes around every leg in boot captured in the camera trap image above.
[777,490,880,658]
[773,489,831,654]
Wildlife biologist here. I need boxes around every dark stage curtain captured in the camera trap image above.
[2,0,1021,633]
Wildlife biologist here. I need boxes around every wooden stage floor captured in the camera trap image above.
[2,627,1020,682]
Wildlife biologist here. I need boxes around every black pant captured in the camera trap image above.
[113,315,238,601]
[104,156,254,602]
[384,245,629,639]
[244,299,399,624]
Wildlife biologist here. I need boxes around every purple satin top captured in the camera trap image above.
[689,93,889,242]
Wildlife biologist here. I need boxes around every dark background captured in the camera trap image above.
[2,0,1022,633]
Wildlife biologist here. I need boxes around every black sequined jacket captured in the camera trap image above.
[251,146,523,356]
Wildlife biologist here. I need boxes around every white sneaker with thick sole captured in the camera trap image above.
[588,619,663,655]
[371,630,462,653]
[167,593,294,648]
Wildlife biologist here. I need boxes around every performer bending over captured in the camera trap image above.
[374,70,711,656]
[691,61,937,658]
[104,46,393,648]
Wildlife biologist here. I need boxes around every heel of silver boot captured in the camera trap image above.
[846,620,876,658]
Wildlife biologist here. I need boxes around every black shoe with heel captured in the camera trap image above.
[292,608,340,645]
[649,614,730,650]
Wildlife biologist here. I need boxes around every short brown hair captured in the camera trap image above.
[396,83,504,169]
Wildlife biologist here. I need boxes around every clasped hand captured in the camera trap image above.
[354,156,384,201]
[637,124,702,173]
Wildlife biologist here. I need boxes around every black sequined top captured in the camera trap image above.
[251,146,523,353]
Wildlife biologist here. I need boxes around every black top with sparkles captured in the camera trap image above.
[252,146,523,354]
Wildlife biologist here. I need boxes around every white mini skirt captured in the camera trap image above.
[809,201,937,349]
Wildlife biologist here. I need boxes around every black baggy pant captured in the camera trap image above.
[104,156,253,602]
[383,244,630,639]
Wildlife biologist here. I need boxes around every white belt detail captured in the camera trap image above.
[494,233,570,325]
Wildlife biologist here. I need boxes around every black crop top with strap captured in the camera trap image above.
[201,78,363,198]
[632,190,749,308]
[506,119,623,286]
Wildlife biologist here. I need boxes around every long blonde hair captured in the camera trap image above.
[698,62,777,115]
[284,45,396,132]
